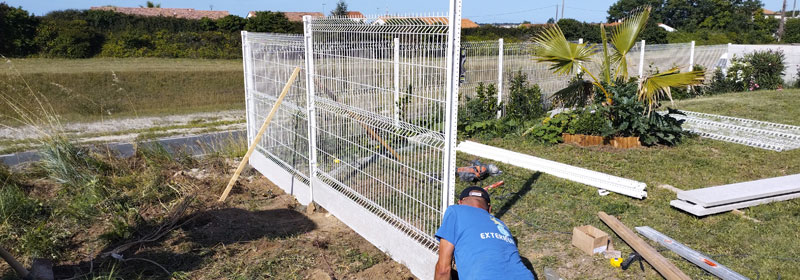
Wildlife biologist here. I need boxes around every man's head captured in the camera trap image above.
[458,186,491,212]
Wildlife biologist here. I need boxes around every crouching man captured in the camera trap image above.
[434,186,536,280]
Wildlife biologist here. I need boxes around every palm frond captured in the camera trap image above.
[532,25,595,76]
[638,68,705,113]
[551,79,595,108]
[609,6,651,80]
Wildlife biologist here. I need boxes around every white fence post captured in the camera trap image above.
[638,40,646,78]
[496,38,504,119]
[240,31,255,144]
[689,40,695,71]
[302,15,318,202]
[394,38,401,126]
[442,0,463,215]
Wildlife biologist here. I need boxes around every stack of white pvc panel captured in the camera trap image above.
[671,174,800,216]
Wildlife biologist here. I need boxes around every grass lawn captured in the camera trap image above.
[1,58,244,125]
[673,89,800,126]
[457,91,800,279]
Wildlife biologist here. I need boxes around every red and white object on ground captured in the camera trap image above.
[636,226,749,280]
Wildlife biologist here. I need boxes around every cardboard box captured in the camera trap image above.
[572,225,610,255]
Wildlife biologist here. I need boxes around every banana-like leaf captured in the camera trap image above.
[532,25,595,76]
[609,6,651,80]
[638,68,705,114]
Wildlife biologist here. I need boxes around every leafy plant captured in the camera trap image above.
[522,112,575,144]
[708,67,734,94]
[569,107,607,135]
[458,82,499,137]
[532,6,705,113]
[506,71,545,120]
[599,83,687,146]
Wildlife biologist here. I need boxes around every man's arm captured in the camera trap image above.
[435,238,455,280]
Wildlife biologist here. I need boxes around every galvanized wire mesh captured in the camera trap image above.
[306,14,456,251]
[243,32,311,183]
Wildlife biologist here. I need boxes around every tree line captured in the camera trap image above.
[0,3,301,59]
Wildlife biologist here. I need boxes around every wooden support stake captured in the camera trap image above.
[598,212,691,280]
[218,66,301,202]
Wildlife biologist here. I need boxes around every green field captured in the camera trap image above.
[1,58,245,125]
[459,90,800,279]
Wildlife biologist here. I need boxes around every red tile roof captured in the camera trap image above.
[90,6,229,20]
[279,12,325,22]
[415,17,479,28]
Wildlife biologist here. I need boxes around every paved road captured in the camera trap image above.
[1,130,246,167]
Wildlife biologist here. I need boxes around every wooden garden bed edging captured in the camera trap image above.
[562,133,641,149]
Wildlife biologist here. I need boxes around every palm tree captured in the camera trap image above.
[533,6,704,113]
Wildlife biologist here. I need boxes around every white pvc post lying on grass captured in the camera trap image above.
[457,141,648,199]
[394,37,401,127]
[496,38,504,119]
[638,40,646,78]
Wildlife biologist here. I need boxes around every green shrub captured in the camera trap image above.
[708,67,734,94]
[569,107,606,135]
[458,82,499,136]
[746,50,785,90]
[34,19,104,58]
[506,71,545,121]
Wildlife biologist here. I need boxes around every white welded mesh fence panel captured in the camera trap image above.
[243,32,311,185]
[503,42,572,107]
[461,41,500,102]
[693,44,728,80]
[305,12,460,278]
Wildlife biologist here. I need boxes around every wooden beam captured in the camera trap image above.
[598,212,691,280]
[218,66,301,202]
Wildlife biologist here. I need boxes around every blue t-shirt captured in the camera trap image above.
[435,205,535,280]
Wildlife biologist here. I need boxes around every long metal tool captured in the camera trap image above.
[218,66,301,202]
[636,226,749,280]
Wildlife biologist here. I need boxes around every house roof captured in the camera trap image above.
[414,17,479,28]
[277,12,325,22]
[346,11,365,18]
[90,6,229,20]
[762,8,778,15]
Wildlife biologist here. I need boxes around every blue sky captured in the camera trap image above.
[5,0,787,24]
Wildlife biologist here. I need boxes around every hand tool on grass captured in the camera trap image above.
[457,159,502,182]
[218,66,301,202]
[483,180,504,191]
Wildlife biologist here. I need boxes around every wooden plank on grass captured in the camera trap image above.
[598,212,691,280]
[677,174,800,207]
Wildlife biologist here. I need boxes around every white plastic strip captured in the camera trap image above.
[457,141,647,199]
[636,226,749,280]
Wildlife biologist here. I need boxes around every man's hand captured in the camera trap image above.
[435,239,455,280]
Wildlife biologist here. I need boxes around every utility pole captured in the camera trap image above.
[793,0,797,18]
[555,5,559,21]
[561,0,565,19]
[778,0,788,41]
